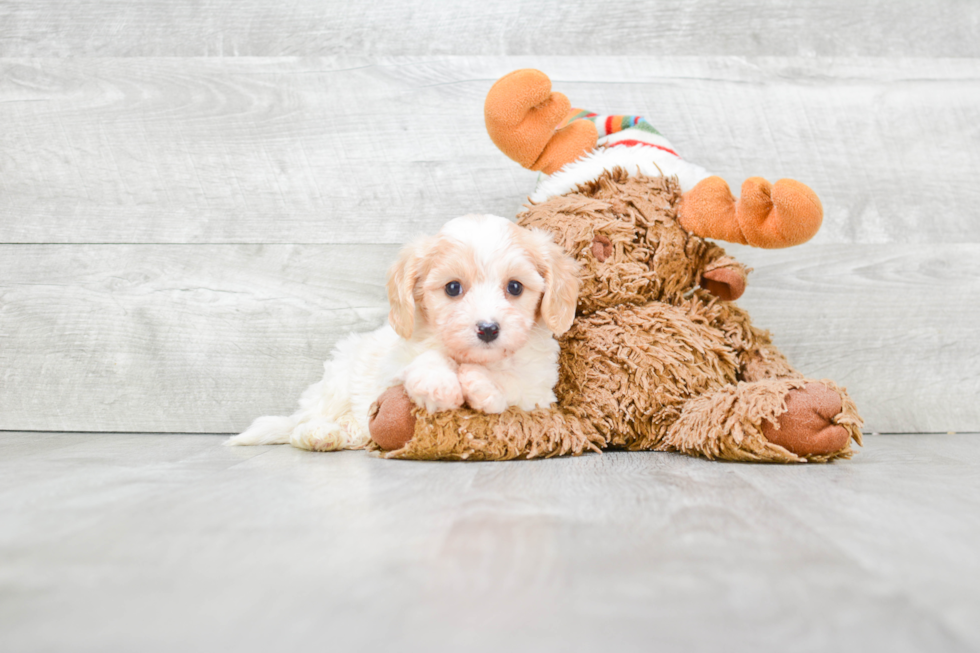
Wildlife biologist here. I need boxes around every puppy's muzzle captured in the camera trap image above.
[476,322,500,343]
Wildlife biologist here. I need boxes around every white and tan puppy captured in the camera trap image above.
[227,214,580,452]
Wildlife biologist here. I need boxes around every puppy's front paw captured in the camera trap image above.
[458,364,508,414]
[404,368,464,413]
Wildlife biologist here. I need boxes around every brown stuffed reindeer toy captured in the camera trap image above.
[367,69,862,463]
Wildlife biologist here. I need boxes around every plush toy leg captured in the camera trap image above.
[368,386,603,461]
[679,176,823,249]
[661,378,862,463]
[485,69,598,174]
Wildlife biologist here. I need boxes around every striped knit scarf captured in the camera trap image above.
[560,109,682,159]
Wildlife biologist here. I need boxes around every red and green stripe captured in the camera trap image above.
[561,108,662,137]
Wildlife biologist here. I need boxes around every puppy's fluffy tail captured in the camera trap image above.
[225,415,296,446]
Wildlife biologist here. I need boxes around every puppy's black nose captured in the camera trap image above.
[476,322,500,343]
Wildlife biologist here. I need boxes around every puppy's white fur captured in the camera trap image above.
[227,214,579,452]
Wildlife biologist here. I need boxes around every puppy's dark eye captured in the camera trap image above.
[445,281,462,297]
[507,280,523,296]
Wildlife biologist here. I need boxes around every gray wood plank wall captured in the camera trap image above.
[1,2,978,435]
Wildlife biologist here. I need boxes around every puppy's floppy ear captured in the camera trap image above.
[522,228,581,335]
[386,236,433,340]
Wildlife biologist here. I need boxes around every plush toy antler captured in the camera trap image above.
[484,69,598,174]
[484,69,823,249]
[679,176,823,249]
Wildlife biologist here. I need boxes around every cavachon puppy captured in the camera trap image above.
[227,214,580,452]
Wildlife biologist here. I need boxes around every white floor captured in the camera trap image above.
[1,432,978,652]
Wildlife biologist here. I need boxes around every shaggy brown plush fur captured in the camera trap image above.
[374,170,862,463]
[383,404,604,461]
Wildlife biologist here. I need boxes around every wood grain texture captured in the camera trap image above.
[0,244,394,433]
[728,243,980,434]
[2,433,979,651]
[1,56,978,245]
[1,243,975,434]
[2,3,977,436]
[2,0,978,58]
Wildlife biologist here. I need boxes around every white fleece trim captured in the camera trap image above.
[529,146,711,204]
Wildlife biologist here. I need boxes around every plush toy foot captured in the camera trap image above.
[485,69,597,174]
[664,378,859,463]
[368,385,417,451]
[679,176,823,248]
[761,383,850,456]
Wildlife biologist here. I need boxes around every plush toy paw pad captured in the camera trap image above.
[761,383,850,456]
[369,385,417,451]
